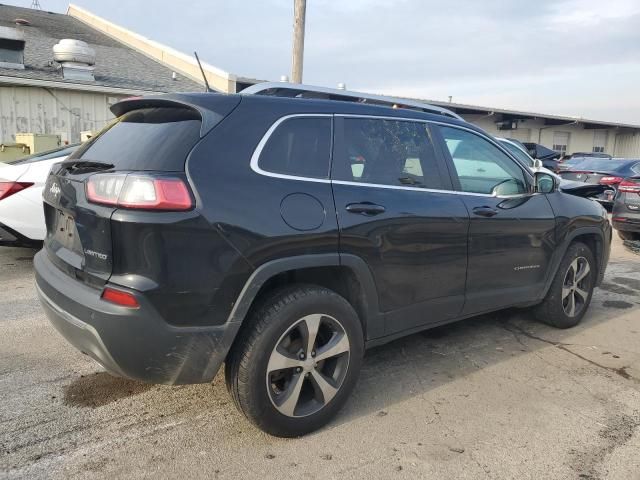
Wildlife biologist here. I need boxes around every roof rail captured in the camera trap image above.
[240,82,464,121]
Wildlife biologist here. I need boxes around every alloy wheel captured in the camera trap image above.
[562,256,591,317]
[266,314,350,418]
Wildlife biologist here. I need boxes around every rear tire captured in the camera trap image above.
[225,285,364,437]
[618,230,640,241]
[534,242,596,329]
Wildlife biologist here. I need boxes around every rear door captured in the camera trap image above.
[434,124,557,314]
[331,116,469,337]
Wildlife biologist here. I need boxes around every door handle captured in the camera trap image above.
[346,202,386,216]
[472,206,498,217]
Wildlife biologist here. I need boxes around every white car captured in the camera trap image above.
[0,145,79,247]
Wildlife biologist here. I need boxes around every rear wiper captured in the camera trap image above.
[61,160,115,172]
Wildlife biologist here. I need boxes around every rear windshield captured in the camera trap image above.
[570,159,631,172]
[71,107,202,171]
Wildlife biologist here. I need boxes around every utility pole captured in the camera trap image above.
[291,0,306,83]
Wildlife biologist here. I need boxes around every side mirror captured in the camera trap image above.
[534,171,557,194]
[532,159,543,170]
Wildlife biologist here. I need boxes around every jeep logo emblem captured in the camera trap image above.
[49,182,61,198]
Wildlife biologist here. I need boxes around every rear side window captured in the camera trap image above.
[74,108,202,171]
[333,118,444,189]
[258,117,331,179]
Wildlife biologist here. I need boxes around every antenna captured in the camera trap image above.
[31,0,42,9]
[193,51,212,93]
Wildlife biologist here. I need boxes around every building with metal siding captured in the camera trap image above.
[413,102,640,158]
[0,3,201,145]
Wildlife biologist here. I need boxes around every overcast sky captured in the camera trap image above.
[6,0,640,123]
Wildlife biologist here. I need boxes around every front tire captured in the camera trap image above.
[534,242,596,329]
[225,285,364,437]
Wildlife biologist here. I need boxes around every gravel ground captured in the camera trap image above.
[1,235,640,480]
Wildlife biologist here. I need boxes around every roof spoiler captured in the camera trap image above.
[110,94,241,137]
[240,82,463,120]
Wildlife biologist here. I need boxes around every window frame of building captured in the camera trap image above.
[593,130,608,153]
[552,131,570,155]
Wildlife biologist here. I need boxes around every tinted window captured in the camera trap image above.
[73,108,202,171]
[258,117,331,179]
[570,159,631,172]
[333,118,443,189]
[439,126,527,195]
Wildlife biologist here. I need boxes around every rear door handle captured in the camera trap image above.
[346,202,386,216]
[472,206,498,217]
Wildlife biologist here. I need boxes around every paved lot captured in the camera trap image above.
[1,236,640,480]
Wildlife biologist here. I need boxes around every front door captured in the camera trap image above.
[331,116,469,337]
[434,125,557,314]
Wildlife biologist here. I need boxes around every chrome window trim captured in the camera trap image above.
[250,113,535,199]
[249,113,333,184]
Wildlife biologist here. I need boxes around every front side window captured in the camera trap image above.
[333,118,444,189]
[439,126,527,195]
[258,117,331,179]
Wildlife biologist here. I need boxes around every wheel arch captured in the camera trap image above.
[227,254,383,342]
[541,226,607,299]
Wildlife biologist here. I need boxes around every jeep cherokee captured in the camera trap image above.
[35,88,611,437]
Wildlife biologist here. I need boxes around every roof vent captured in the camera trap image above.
[14,18,31,26]
[53,39,96,81]
[0,26,26,70]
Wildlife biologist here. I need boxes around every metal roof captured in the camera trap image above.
[0,3,201,93]
[404,96,640,130]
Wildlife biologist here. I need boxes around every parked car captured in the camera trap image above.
[0,144,79,247]
[522,142,561,171]
[557,156,590,172]
[558,158,640,208]
[496,138,609,200]
[558,153,613,172]
[35,86,611,437]
[612,177,640,241]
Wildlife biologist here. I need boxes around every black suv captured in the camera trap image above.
[35,88,611,437]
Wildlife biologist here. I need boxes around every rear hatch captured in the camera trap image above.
[559,159,629,184]
[42,95,240,287]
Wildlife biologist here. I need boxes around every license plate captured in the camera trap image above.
[53,210,79,251]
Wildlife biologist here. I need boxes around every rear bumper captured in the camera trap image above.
[34,250,241,385]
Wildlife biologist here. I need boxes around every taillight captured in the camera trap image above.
[0,181,34,201]
[599,176,623,186]
[101,287,139,308]
[86,174,193,211]
[618,179,640,194]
